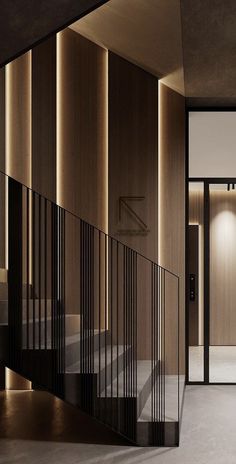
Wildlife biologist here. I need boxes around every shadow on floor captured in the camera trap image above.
[0,390,131,446]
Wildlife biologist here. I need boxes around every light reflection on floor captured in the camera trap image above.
[1,386,236,464]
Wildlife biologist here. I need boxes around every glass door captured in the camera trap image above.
[188,179,236,384]
[209,182,236,383]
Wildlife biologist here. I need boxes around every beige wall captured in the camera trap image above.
[159,82,185,374]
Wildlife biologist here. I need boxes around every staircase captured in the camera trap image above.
[0,172,180,446]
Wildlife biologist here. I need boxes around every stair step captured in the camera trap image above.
[22,312,80,339]
[100,360,160,418]
[66,344,131,392]
[65,330,109,367]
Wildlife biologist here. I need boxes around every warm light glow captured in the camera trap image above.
[29,191,33,283]
[104,50,109,326]
[56,32,62,206]
[5,367,32,390]
[29,50,32,188]
[5,64,10,270]
[212,207,236,251]
[158,80,164,361]
[198,224,203,345]
[6,53,32,185]
[158,80,162,264]
[5,53,32,271]
[5,176,8,270]
[5,64,11,178]
[104,49,109,235]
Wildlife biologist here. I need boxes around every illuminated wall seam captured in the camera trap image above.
[5,53,32,275]
[29,50,32,189]
[5,64,9,269]
[104,49,109,235]
[158,80,162,265]
[56,32,62,207]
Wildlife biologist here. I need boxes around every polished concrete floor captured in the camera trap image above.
[1,386,236,463]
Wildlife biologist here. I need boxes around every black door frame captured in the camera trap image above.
[186,107,236,385]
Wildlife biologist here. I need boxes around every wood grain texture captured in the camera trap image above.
[71,0,185,95]
[189,189,204,225]
[108,52,158,360]
[57,28,108,232]
[210,190,236,345]
[108,52,158,262]
[159,82,185,374]
[6,51,31,187]
[57,29,108,317]
[32,37,56,202]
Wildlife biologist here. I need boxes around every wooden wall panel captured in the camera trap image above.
[210,190,236,345]
[108,53,158,359]
[57,29,108,232]
[57,29,108,316]
[32,37,56,202]
[108,52,158,262]
[6,52,31,187]
[189,190,204,225]
[159,82,185,374]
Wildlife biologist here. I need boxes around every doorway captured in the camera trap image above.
[187,179,236,384]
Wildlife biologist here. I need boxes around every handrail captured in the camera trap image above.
[0,169,179,279]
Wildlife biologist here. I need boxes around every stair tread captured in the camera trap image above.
[99,360,153,398]
[66,344,128,373]
[65,329,106,346]
[138,374,185,423]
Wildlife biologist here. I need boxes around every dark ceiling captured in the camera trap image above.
[181,0,236,105]
[2,0,236,106]
[0,0,109,67]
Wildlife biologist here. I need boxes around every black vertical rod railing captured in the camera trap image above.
[8,178,23,370]
[5,169,180,446]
